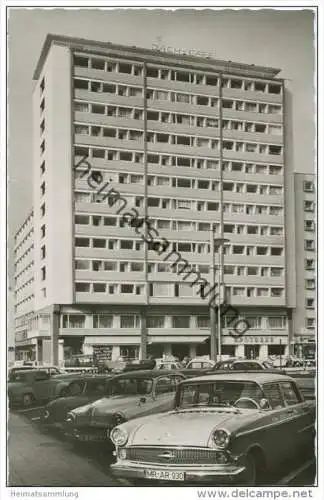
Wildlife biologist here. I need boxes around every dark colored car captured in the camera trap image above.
[8,369,94,408]
[40,375,114,429]
[64,370,185,446]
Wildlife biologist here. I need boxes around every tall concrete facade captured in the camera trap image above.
[13,34,315,365]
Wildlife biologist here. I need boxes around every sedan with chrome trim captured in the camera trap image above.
[64,370,185,446]
[110,372,315,485]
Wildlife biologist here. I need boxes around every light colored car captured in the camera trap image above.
[110,372,315,485]
[185,357,216,370]
[64,370,185,445]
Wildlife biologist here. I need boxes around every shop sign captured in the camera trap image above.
[233,336,286,345]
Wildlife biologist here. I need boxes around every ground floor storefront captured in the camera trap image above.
[14,303,294,365]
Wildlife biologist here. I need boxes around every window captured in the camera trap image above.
[41,245,46,260]
[41,266,46,281]
[40,98,45,112]
[40,203,45,217]
[304,201,315,212]
[271,247,283,256]
[121,284,134,294]
[268,316,286,329]
[305,240,315,251]
[75,237,90,247]
[40,160,45,175]
[280,382,300,406]
[120,315,140,328]
[306,317,316,329]
[269,145,282,155]
[93,238,106,248]
[268,84,281,95]
[152,283,171,297]
[197,316,210,328]
[147,316,165,328]
[172,316,190,328]
[304,220,315,231]
[304,181,314,192]
[270,288,283,297]
[75,101,89,112]
[270,267,283,277]
[305,259,315,270]
[305,279,315,290]
[40,77,45,92]
[262,383,284,409]
[75,282,90,292]
[41,224,46,238]
[63,314,86,328]
[93,283,106,293]
[232,287,245,296]
[40,140,45,154]
[306,298,315,309]
[75,260,90,270]
[74,55,88,68]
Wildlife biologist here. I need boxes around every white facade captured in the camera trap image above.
[15,34,307,364]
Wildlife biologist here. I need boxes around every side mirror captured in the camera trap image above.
[259,398,270,410]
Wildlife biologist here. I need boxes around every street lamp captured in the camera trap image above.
[209,229,230,362]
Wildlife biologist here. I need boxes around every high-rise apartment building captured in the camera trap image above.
[13,34,313,365]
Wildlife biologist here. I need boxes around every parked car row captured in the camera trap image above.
[8,362,316,486]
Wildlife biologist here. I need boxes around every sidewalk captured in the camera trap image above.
[8,413,120,487]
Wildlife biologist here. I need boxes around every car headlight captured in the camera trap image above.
[110,426,128,446]
[210,429,231,449]
[66,414,75,425]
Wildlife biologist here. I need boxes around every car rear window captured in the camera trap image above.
[262,382,284,409]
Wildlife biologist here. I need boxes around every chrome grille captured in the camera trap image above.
[125,447,220,465]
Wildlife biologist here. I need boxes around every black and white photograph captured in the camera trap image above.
[1,2,322,498]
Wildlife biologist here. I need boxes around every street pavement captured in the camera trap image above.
[7,410,316,487]
[7,413,126,487]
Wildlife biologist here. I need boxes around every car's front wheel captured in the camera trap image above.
[241,452,258,485]
[22,393,35,407]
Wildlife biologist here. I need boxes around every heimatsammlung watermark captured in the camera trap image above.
[74,155,250,339]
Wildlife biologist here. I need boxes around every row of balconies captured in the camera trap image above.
[74,89,283,124]
[74,111,284,145]
[74,66,283,104]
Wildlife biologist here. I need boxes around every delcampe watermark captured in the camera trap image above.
[74,155,251,339]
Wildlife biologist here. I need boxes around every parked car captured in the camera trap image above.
[8,369,92,408]
[8,365,67,379]
[64,370,185,446]
[156,361,183,371]
[110,372,315,485]
[212,358,275,371]
[40,375,115,429]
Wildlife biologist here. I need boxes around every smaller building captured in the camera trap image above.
[292,173,316,358]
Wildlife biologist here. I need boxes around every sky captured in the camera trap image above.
[7,7,315,243]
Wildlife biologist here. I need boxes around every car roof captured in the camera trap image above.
[113,369,183,379]
[183,372,293,384]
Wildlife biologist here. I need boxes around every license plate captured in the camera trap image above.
[78,434,103,442]
[144,469,185,481]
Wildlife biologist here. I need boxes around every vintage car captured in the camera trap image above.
[8,369,93,408]
[64,369,185,445]
[40,375,115,429]
[213,359,275,371]
[110,372,315,485]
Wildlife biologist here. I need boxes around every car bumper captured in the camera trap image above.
[110,461,246,483]
[64,426,113,444]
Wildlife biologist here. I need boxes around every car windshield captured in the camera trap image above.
[109,378,153,396]
[262,361,274,369]
[179,381,264,408]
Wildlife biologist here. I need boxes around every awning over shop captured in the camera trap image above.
[84,336,208,345]
[148,336,208,344]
